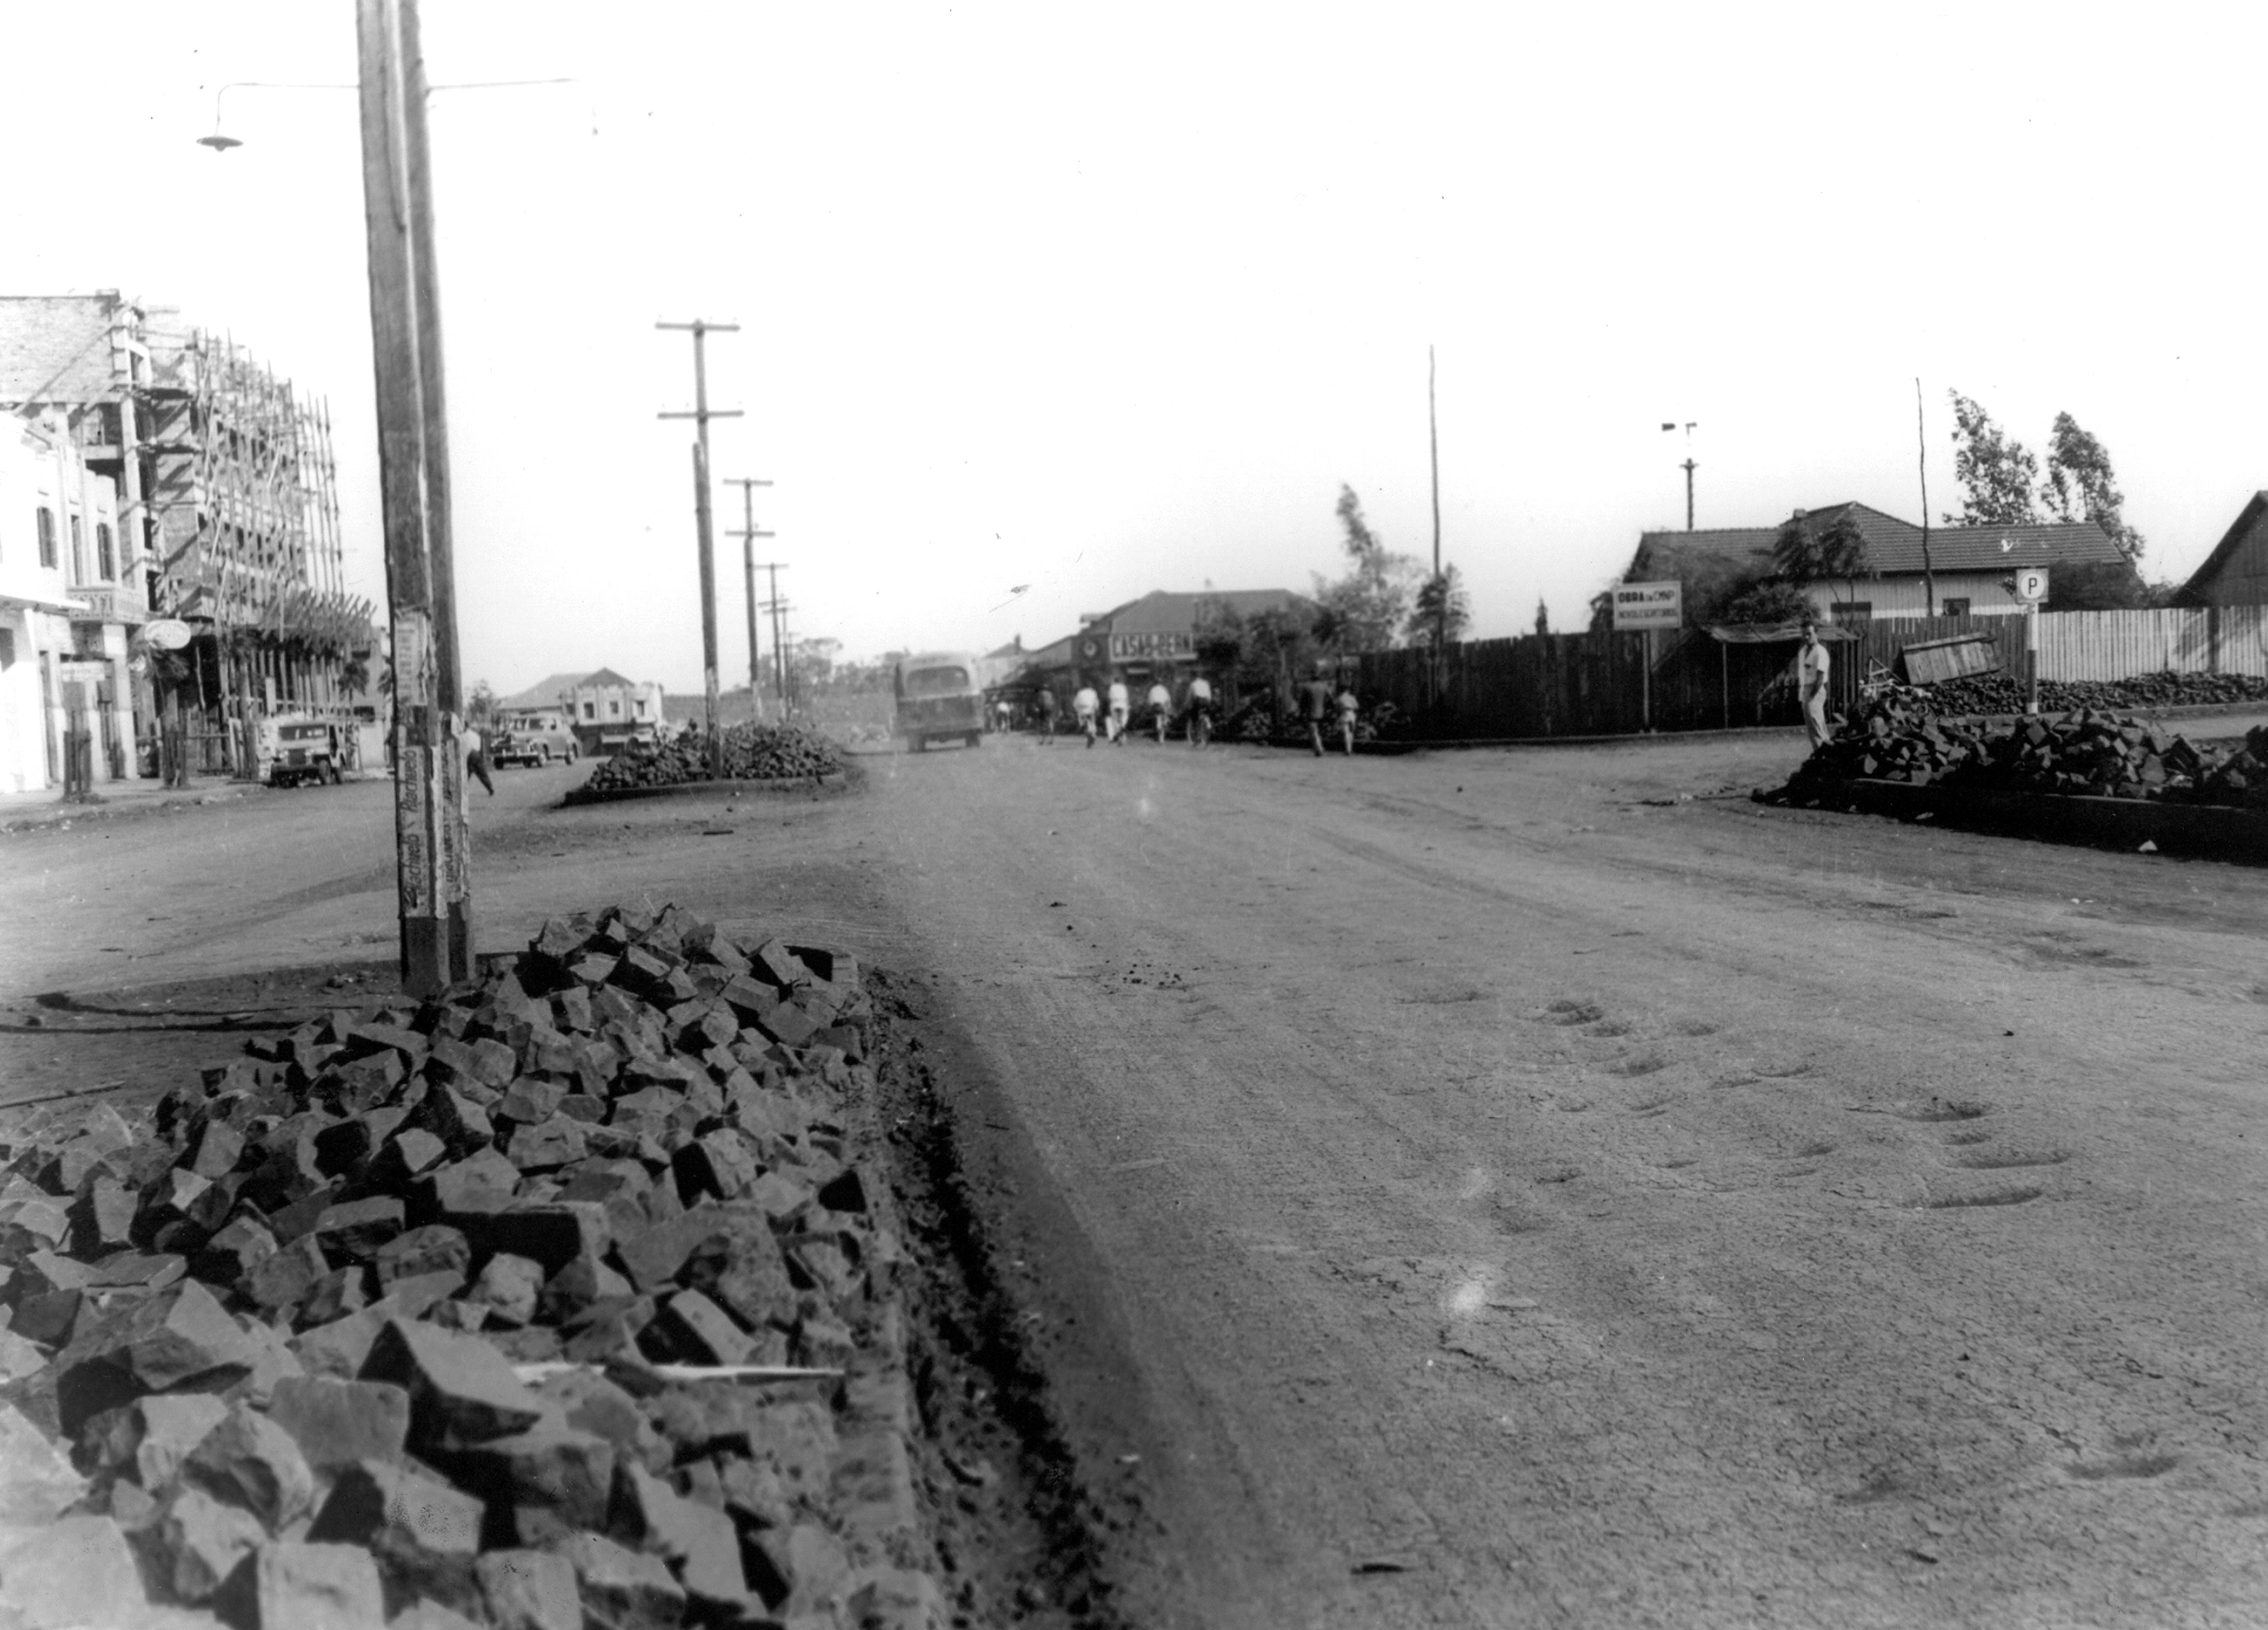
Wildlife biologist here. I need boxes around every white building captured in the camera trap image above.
[0,410,131,792]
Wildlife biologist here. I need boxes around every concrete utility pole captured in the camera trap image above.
[1662,421,1697,530]
[657,319,741,778]
[724,476,774,719]
[357,0,472,995]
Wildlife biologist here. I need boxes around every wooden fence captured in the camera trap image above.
[1359,605,2268,741]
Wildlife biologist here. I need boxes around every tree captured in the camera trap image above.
[1533,599,1549,636]
[1312,484,1421,655]
[1773,509,1869,614]
[2043,412,2145,561]
[1718,580,1815,625]
[2043,559,2165,611]
[1406,566,1471,647]
[1945,391,2040,527]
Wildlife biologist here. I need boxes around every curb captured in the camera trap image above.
[0,785,255,834]
[559,768,851,807]
[1789,776,2268,862]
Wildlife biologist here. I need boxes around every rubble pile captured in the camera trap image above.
[1908,669,2268,717]
[2194,725,2268,809]
[1774,691,2229,804]
[0,905,940,1629]
[584,726,841,794]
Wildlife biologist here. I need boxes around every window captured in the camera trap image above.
[1828,601,1872,626]
[96,523,114,581]
[1941,597,1971,617]
[36,508,56,568]
[582,701,595,719]
[635,699,647,717]
[608,698,621,718]
[69,515,84,582]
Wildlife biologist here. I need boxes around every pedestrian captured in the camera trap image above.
[1798,618,1832,751]
[1036,687,1058,744]
[1300,662,1335,757]
[1106,675,1130,745]
[1335,679,1359,756]
[1073,680,1100,748]
[1146,679,1172,743]
[1184,673,1213,748]
[457,716,496,796]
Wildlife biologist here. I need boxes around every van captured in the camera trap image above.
[893,652,986,751]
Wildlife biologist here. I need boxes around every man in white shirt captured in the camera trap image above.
[1105,677,1130,744]
[1798,619,1832,750]
[1072,682,1100,748]
[1145,680,1172,741]
[1184,675,1214,747]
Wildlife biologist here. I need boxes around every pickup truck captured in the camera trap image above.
[260,716,343,787]
[491,712,580,767]
[894,652,986,750]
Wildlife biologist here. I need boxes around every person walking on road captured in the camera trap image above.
[453,714,496,796]
[1185,674,1214,748]
[1335,680,1360,757]
[1798,619,1832,751]
[1035,687,1058,744]
[1300,662,1335,758]
[1106,675,1130,745]
[1073,682,1100,748]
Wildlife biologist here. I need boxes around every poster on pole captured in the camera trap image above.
[1611,580,1683,631]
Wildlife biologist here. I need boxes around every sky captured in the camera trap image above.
[6,3,2267,696]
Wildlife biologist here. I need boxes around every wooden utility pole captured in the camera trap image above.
[1916,377,1937,616]
[657,319,741,778]
[724,476,774,720]
[1428,344,1444,670]
[756,563,790,711]
[357,0,472,994]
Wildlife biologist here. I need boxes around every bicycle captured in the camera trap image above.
[1187,704,1211,749]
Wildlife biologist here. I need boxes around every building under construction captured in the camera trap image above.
[0,292,372,778]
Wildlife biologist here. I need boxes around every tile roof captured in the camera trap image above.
[1102,587,1314,635]
[1632,502,2125,581]
[2177,491,2268,602]
[496,671,592,711]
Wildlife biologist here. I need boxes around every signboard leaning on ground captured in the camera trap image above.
[1613,580,1683,632]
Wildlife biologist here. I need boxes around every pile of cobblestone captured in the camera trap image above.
[0,905,939,1630]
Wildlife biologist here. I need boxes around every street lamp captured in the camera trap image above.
[197,74,587,153]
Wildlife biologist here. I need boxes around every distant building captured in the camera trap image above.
[1020,587,1315,692]
[2177,492,2268,606]
[0,293,369,778]
[1626,502,2130,624]
[0,411,114,791]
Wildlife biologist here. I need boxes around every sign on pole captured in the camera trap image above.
[1611,580,1683,632]
[2013,566,2048,604]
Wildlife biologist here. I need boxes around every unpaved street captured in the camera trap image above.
[7,736,2268,1627]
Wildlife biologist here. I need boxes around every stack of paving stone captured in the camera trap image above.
[0,906,941,1630]
[582,727,841,793]
[2193,724,2268,808]
[1779,696,2221,804]
[1907,668,2268,718]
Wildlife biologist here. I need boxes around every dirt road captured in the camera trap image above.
[6,735,2266,1627]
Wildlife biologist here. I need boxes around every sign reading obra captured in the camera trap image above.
[1611,580,1683,632]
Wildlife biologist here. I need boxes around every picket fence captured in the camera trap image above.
[1357,605,2268,740]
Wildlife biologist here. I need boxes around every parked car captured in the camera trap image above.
[893,652,986,750]
[491,711,580,767]
[260,716,343,787]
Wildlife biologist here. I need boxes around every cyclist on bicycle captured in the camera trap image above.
[1185,674,1214,748]
[1146,680,1172,743]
